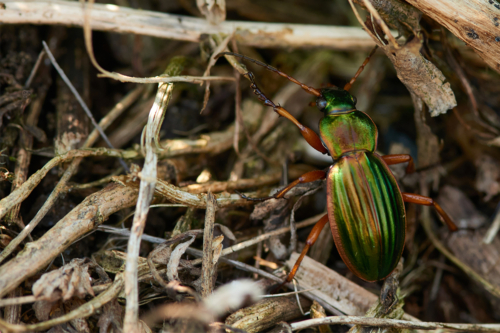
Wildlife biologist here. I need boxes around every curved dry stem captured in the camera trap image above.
[348,0,379,44]
[82,0,234,85]
[291,316,500,332]
[360,0,399,49]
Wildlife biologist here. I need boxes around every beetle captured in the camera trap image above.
[216,48,457,283]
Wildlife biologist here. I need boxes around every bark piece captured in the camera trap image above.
[405,0,500,74]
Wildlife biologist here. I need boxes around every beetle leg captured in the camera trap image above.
[237,170,326,201]
[382,154,415,174]
[274,170,326,199]
[245,71,329,155]
[402,193,458,231]
[278,214,329,288]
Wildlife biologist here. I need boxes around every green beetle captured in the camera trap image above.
[217,50,457,283]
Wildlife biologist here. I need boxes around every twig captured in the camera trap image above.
[201,192,218,297]
[0,148,135,223]
[124,75,174,332]
[24,49,45,88]
[290,316,500,332]
[483,208,500,244]
[0,183,137,299]
[348,0,379,45]
[82,1,232,86]
[190,213,322,265]
[0,295,36,308]
[41,41,129,171]
[186,247,282,284]
[360,0,399,49]
[1,1,377,50]
[201,33,234,113]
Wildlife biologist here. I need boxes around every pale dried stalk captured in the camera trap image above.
[291,316,500,332]
[483,210,500,244]
[179,166,311,194]
[360,0,399,48]
[81,0,232,86]
[124,80,173,332]
[1,1,376,50]
[201,192,218,297]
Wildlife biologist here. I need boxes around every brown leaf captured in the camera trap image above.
[33,300,60,321]
[32,258,95,302]
[65,298,90,333]
[97,299,123,333]
[437,185,487,229]
[167,234,197,282]
[197,0,226,25]
[475,155,500,201]
[385,37,457,116]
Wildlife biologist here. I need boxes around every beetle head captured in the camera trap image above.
[316,87,357,115]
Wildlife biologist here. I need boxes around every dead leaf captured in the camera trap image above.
[438,185,487,229]
[386,37,456,116]
[65,298,90,333]
[214,223,236,241]
[475,155,500,201]
[167,234,197,281]
[197,0,226,25]
[33,299,60,321]
[97,299,123,333]
[32,258,95,302]
[357,8,457,117]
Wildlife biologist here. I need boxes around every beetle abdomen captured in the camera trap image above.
[327,151,405,281]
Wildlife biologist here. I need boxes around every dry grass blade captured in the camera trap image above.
[123,69,175,331]
[291,316,500,332]
[81,0,233,85]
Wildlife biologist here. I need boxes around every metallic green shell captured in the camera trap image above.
[320,88,356,113]
[319,111,378,160]
[326,151,406,282]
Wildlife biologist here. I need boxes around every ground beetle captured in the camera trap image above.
[216,48,457,284]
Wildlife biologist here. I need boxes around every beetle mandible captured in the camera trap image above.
[216,48,457,284]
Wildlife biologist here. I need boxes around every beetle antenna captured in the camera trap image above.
[216,52,321,97]
[343,45,379,91]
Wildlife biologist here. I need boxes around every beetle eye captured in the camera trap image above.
[352,96,357,105]
[316,97,327,111]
